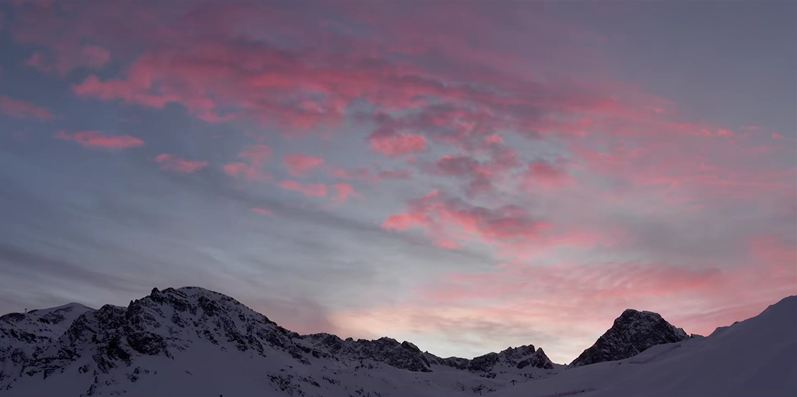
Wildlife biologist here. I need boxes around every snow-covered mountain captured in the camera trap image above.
[1,302,94,388]
[498,295,797,397]
[0,287,557,396]
[568,308,688,367]
[1,287,795,397]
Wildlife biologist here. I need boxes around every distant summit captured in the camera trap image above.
[569,308,688,367]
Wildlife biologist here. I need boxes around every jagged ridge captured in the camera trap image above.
[1,286,556,396]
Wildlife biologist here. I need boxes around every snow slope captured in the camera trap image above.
[498,295,797,397]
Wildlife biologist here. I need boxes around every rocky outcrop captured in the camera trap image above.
[426,344,554,373]
[569,309,688,367]
[0,302,94,387]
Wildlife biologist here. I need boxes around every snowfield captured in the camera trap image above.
[1,287,794,397]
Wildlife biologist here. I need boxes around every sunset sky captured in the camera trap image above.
[0,1,794,364]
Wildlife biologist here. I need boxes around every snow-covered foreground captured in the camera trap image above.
[1,287,794,397]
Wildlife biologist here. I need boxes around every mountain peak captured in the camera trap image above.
[569,308,688,367]
[620,308,657,317]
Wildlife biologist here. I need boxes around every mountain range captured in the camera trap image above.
[1,286,795,396]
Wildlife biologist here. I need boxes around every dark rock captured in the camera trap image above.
[569,309,688,367]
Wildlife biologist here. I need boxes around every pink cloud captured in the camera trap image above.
[8,1,796,364]
[0,95,53,120]
[383,212,433,232]
[237,144,272,163]
[333,256,796,363]
[332,183,360,202]
[331,167,413,183]
[224,145,273,182]
[525,161,573,190]
[27,45,109,74]
[377,169,412,181]
[485,134,503,144]
[54,130,144,149]
[279,180,328,197]
[284,154,324,177]
[770,133,795,142]
[332,167,373,182]
[224,162,249,178]
[74,74,176,109]
[383,191,551,250]
[251,207,273,216]
[424,146,520,197]
[433,155,480,177]
[434,239,459,250]
[155,154,208,174]
[369,130,428,157]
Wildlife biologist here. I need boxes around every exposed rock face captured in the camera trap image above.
[1,287,557,396]
[426,344,554,373]
[0,302,94,386]
[569,309,688,367]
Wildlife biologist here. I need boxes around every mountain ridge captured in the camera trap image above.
[2,287,794,397]
[1,286,558,396]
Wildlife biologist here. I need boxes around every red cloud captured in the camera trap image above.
[279,181,328,197]
[0,95,53,120]
[284,154,324,177]
[155,154,208,174]
[54,131,144,149]
[332,183,360,202]
[369,129,428,157]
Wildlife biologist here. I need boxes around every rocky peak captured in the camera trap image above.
[426,344,553,372]
[569,308,688,367]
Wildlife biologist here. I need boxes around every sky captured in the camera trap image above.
[0,0,795,364]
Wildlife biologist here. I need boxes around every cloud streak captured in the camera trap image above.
[0,95,53,120]
[55,131,144,149]
[155,154,209,174]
